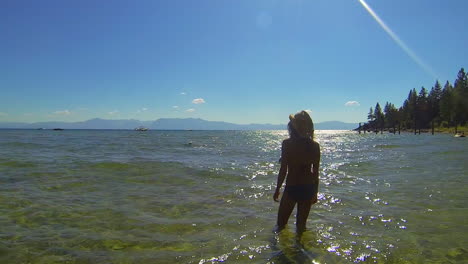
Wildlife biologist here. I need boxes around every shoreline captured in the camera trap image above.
[355,127,467,135]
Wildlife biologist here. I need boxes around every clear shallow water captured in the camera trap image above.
[0,129,467,263]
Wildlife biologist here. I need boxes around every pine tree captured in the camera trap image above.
[439,81,454,127]
[384,102,391,128]
[453,68,468,125]
[384,102,398,132]
[428,80,442,125]
[408,88,418,130]
[417,87,429,128]
[367,107,375,122]
[374,103,384,132]
[401,98,410,129]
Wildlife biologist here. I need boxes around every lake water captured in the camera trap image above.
[0,129,467,263]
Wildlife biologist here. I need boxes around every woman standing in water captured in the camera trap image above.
[273,111,321,232]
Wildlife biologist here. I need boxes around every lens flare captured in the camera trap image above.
[358,0,437,78]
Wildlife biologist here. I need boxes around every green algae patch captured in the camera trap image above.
[91,162,133,170]
[160,242,195,252]
[446,247,468,261]
[0,161,36,168]
[103,240,130,250]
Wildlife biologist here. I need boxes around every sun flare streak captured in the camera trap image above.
[358,0,437,78]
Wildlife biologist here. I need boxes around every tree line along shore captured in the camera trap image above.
[359,68,468,135]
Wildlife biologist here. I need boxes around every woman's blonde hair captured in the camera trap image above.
[289,110,314,139]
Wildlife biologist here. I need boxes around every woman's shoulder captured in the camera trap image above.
[310,140,320,155]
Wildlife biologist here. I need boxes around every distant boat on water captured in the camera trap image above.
[134,126,149,131]
[53,128,64,131]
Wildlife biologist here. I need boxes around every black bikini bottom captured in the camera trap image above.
[285,184,318,201]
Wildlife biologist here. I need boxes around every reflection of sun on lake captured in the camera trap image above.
[0,129,467,263]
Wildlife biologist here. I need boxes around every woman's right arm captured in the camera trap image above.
[273,141,287,202]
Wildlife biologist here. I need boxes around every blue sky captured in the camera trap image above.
[1,0,467,124]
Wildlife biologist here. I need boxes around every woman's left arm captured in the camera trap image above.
[312,143,321,183]
[311,143,321,203]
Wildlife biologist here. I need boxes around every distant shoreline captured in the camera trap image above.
[356,127,466,135]
[0,128,355,131]
[0,118,358,130]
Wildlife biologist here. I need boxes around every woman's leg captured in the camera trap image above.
[296,199,313,233]
[277,191,296,230]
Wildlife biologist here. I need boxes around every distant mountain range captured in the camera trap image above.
[0,118,358,130]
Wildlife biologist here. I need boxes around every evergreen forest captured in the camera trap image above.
[361,68,468,133]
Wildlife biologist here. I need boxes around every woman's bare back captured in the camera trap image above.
[282,138,320,186]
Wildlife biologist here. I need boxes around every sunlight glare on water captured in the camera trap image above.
[0,129,467,263]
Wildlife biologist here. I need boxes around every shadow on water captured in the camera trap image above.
[268,227,348,264]
[268,229,325,264]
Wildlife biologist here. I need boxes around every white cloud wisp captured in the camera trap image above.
[53,110,71,115]
[345,101,360,107]
[192,98,206,104]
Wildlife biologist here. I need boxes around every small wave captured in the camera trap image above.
[438,150,464,155]
[374,144,400,149]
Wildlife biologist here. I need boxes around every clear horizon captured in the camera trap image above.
[1,0,467,124]
[0,116,357,126]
